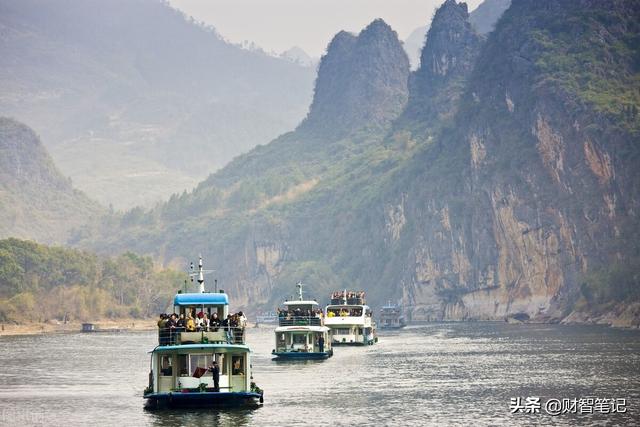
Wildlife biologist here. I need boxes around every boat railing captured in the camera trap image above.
[157,326,246,346]
[277,316,322,327]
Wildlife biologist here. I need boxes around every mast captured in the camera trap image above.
[189,255,214,293]
[296,282,305,301]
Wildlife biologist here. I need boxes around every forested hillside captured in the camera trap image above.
[0,117,103,243]
[0,238,185,323]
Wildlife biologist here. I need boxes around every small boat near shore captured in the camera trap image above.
[272,283,333,360]
[143,257,263,409]
[324,290,377,346]
[379,302,406,329]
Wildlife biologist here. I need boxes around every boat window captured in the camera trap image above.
[334,328,350,335]
[189,354,212,376]
[159,355,172,376]
[293,334,307,344]
[231,355,244,375]
[177,354,189,376]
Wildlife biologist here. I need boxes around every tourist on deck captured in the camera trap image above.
[318,334,325,353]
[176,313,186,333]
[186,315,196,332]
[210,313,220,331]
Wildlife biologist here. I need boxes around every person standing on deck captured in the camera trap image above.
[208,360,220,392]
[318,334,325,353]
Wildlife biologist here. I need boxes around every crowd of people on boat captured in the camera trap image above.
[326,307,363,317]
[157,310,247,345]
[330,290,365,300]
[277,307,323,319]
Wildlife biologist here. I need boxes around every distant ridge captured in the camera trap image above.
[0,117,103,243]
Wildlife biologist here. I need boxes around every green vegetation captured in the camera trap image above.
[530,7,640,132]
[579,258,640,310]
[0,238,186,323]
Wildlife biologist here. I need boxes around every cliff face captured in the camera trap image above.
[300,19,410,138]
[401,0,482,131]
[0,118,103,243]
[394,0,640,323]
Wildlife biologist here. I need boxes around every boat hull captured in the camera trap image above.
[144,391,263,409]
[272,350,332,360]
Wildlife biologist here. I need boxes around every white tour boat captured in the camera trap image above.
[324,290,377,346]
[272,283,333,360]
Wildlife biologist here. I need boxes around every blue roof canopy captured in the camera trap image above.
[174,293,229,306]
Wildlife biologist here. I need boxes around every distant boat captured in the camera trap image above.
[143,256,263,409]
[379,302,406,329]
[272,283,333,360]
[324,290,377,345]
[255,312,277,324]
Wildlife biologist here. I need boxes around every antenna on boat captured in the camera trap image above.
[296,282,305,301]
[188,255,215,293]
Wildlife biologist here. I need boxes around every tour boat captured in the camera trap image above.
[379,301,406,329]
[272,283,333,360]
[324,290,377,346]
[143,257,263,408]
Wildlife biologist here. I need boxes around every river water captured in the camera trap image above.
[0,323,638,426]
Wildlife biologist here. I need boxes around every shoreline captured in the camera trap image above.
[0,318,157,337]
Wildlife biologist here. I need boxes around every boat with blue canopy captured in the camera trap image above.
[143,257,263,408]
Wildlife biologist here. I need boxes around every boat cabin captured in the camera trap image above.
[151,344,251,394]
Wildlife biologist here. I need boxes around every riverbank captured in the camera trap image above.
[0,318,157,337]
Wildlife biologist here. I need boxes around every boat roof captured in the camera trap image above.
[151,343,249,354]
[275,325,329,333]
[173,292,229,306]
[283,300,319,306]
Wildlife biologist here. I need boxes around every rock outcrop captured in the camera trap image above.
[401,0,482,131]
[300,19,410,138]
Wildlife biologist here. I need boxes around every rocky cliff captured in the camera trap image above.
[400,0,482,133]
[391,0,640,325]
[299,19,410,138]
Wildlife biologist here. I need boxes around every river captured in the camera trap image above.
[0,323,638,426]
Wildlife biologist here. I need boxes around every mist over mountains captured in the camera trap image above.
[0,0,315,208]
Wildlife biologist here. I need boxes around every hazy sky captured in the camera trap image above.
[168,0,484,57]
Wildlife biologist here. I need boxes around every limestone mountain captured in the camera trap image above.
[403,0,510,69]
[0,118,103,243]
[468,0,511,35]
[401,0,482,132]
[0,0,314,209]
[299,19,410,138]
[386,0,640,323]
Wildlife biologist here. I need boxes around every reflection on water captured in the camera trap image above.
[0,323,639,426]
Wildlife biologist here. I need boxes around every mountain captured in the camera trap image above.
[389,0,640,324]
[403,0,510,70]
[0,118,103,243]
[84,0,640,327]
[299,20,410,138]
[401,0,482,133]
[468,0,511,34]
[0,0,315,209]
[280,46,317,67]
